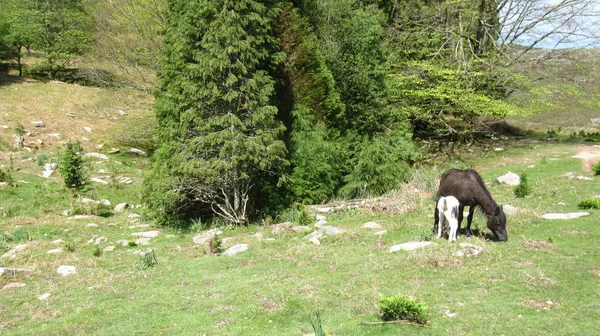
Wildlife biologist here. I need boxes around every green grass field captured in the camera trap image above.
[1,57,600,335]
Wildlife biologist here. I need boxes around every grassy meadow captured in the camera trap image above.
[1,71,600,335]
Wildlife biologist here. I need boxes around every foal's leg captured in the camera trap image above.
[436,201,443,239]
[433,201,440,235]
[449,217,458,242]
[466,206,475,237]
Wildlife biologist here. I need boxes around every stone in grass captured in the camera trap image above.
[56,265,77,276]
[103,246,115,252]
[47,248,63,254]
[132,231,160,238]
[222,244,249,256]
[3,283,26,290]
[453,243,483,257]
[318,225,345,235]
[135,238,151,246]
[85,152,109,160]
[389,241,434,252]
[51,239,65,245]
[374,230,387,236]
[502,204,520,216]
[271,222,294,235]
[38,293,51,300]
[31,121,45,127]
[1,244,30,259]
[362,221,382,229]
[304,230,323,241]
[496,172,521,186]
[291,226,311,233]
[89,177,109,185]
[542,212,590,220]
[127,148,147,157]
[192,229,222,245]
[0,267,33,276]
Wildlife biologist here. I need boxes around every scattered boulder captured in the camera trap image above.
[542,212,590,220]
[41,170,54,178]
[389,241,434,252]
[68,215,92,220]
[271,222,294,235]
[89,177,109,184]
[31,121,45,127]
[103,246,115,252]
[291,226,311,233]
[308,237,321,245]
[304,230,323,241]
[374,230,387,236]
[132,231,160,238]
[315,219,327,227]
[44,163,57,171]
[47,248,63,254]
[453,243,483,257]
[319,225,345,235]
[361,222,382,229]
[192,229,222,245]
[114,203,129,213]
[80,198,111,206]
[119,177,133,184]
[83,127,92,133]
[127,148,147,157]
[128,213,141,218]
[51,239,64,245]
[0,267,33,276]
[2,283,26,290]
[1,244,30,260]
[496,172,521,186]
[317,207,333,213]
[56,265,77,276]
[503,204,520,215]
[591,118,600,125]
[222,244,249,256]
[135,238,151,245]
[315,214,326,221]
[108,148,120,154]
[38,293,51,300]
[85,152,109,160]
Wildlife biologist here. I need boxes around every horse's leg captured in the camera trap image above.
[449,216,457,242]
[466,206,475,237]
[433,201,440,235]
[457,204,465,237]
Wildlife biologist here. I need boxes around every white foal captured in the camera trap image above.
[436,196,460,241]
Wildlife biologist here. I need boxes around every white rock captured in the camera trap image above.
[114,203,129,213]
[453,243,483,257]
[2,282,26,289]
[44,163,57,171]
[128,213,141,218]
[135,238,151,245]
[496,172,521,186]
[1,244,29,259]
[56,265,77,276]
[502,204,520,215]
[590,118,600,125]
[319,225,345,235]
[0,267,33,276]
[127,148,147,157]
[542,212,590,220]
[374,230,387,236]
[49,133,61,138]
[38,293,51,300]
[68,215,92,220]
[291,226,311,233]
[41,170,54,178]
[47,248,63,254]
[89,177,109,184]
[31,121,45,127]
[51,239,65,245]
[272,222,294,234]
[252,232,263,240]
[83,127,92,133]
[576,176,593,181]
[85,152,108,160]
[317,207,333,213]
[94,237,108,244]
[132,231,160,238]
[389,241,434,252]
[119,177,133,184]
[304,230,323,240]
[87,223,98,227]
[362,222,382,229]
[118,109,126,116]
[315,214,326,221]
[103,245,115,252]
[494,147,504,151]
[315,220,328,227]
[309,237,321,245]
[192,229,222,245]
[222,244,249,256]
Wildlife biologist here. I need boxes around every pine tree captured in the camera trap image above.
[144,0,288,226]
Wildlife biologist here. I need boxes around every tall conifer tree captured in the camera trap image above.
[144,0,287,226]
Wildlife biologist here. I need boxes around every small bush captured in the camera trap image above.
[379,295,428,324]
[413,226,433,241]
[593,162,600,176]
[209,235,222,254]
[138,248,158,270]
[63,241,76,252]
[514,173,532,198]
[92,246,102,257]
[37,154,49,167]
[577,199,600,209]
[58,141,88,193]
[0,168,13,186]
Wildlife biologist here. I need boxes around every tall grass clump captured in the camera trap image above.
[379,294,428,324]
[514,173,532,198]
[577,199,600,209]
[593,162,600,176]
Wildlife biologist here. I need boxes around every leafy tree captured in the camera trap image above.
[0,0,43,76]
[144,0,288,226]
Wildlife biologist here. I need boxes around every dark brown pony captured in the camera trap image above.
[434,169,507,241]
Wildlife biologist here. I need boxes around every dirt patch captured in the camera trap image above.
[521,240,553,252]
[572,145,600,171]
[524,299,561,310]
[592,269,600,278]
[210,305,236,312]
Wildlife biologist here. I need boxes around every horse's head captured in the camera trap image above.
[487,205,507,241]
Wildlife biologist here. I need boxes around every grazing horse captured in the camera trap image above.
[434,169,507,241]
[436,196,460,241]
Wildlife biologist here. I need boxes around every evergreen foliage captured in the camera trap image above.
[58,141,88,193]
[340,126,415,198]
[513,173,532,198]
[144,0,288,227]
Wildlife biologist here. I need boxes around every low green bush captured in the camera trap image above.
[592,162,600,176]
[514,173,532,198]
[379,294,428,324]
[577,199,600,209]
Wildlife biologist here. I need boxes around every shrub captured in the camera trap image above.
[138,248,158,270]
[379,295,428,324]
[0,168,13,186]
[92,246,102,257]
[593,162,600,176]
[58,141,88,193]
[514,173,532,198]
[577,199,600,209]
[309,311,325,336]
[37,153,49,167]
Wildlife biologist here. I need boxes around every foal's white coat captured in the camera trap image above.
[436,196,460,242]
